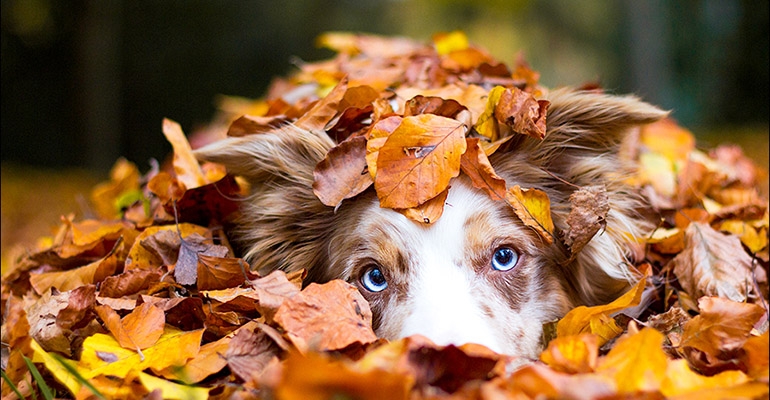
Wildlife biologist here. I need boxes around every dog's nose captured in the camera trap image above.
[397,262,502,353]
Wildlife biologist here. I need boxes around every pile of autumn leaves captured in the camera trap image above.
[2,31,768,399]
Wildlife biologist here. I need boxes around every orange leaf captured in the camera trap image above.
[373,114,467,209]
[596,327,668,393]
[678,297,765,374]
[295,76,348,131]
[396,188,448,224]
[30,239,122,295]
[196,254,253,291]
[273,280,377,353]
[460,138,507,201]
[505,185,555,244]
[162,118,207,190]
[276,350,411,400]
[313,136,373,208]
[365,115,402,178]
[95,303,165,350]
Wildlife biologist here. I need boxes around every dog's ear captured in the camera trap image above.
[495,88,667,304]
[524,88,668,184]
[194,126,337,279]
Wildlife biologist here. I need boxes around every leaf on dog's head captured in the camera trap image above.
[397,188,448,224]
[373,114,467,210]
[506,185,555,244]
[563,185,610,256]
[460,138,507,201]
[494,87,549,140]
[295,76,348,131]
[313,136,372,208]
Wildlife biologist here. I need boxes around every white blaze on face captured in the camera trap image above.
[395,185,503,353]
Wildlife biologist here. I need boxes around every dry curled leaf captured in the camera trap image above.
[563,185,610,255]
[670,222,757,302]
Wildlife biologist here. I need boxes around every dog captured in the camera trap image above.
[194,87,667,359]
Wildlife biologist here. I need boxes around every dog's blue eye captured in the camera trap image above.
[491,247,519,271]
[361,266,388,292]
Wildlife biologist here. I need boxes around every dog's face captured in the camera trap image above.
[195,88,666,359]
[331,180,570,356]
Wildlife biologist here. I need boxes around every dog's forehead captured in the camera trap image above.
[357,181,506,253]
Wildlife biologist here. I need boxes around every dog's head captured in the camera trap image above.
[195,88,666,358]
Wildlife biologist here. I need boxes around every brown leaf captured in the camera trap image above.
[670,222,756,302]
[138,296,206,331]
[403,95,467,120]
[25,288,81,356]
[274,280,377,353]
[226,325,282,384]
[249,270,302,323]
[678,297,765,375]
[162,174,242,226]
[30,238,123,295]
[197,254,253,290]
[174,233,229,286]
[505,185,555,244]
[312,136,373,208]
[460,137,507,201]
[494,87,549,140]
[99,269,163,298]
[563,185,610,255]
[95,302,166,350]
[227,114,290,137]
[373,114,467,210]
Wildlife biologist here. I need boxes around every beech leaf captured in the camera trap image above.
[505,185,555,244]
[563,185,610,255]
[313,136,372,208]
[373,114,467,210]
[670,222,756,302]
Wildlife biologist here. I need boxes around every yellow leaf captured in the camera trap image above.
[433,30,469,55]
[30,338,81,396]
[78,327,203,380]
[505,185,555,244]
[539,333,598,374]
[556,270,647,344]
[640,118,695,162]
[661,359,749,397]
[138,372,209,400]
[596,327,668,393]
[473,86,506,141]
[162,118,207,190]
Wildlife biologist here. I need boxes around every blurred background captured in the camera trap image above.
[1,0,768,257]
